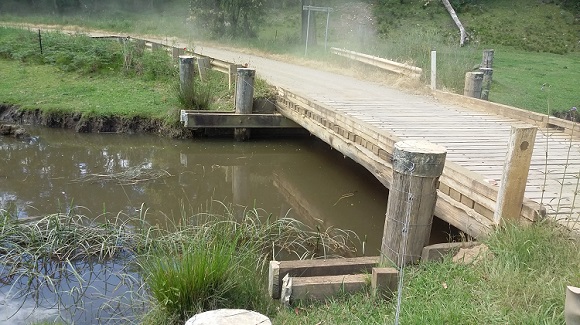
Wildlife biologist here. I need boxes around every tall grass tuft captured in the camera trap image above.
[140,232,264,322]
[1,203,359,324]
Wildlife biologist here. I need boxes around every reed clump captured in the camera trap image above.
[0,204,359,325]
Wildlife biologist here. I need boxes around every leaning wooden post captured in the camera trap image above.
[464,71,484,98]
[493,125,537,225]
[179,55,195,104]
[234,68,255,141]
[228,64,241,90]
[380,140,447,267]
[479,49,494,100]
[172,47,184,60]
[151,42,162,51]
[430,50,437,91]
[197,57,211,82]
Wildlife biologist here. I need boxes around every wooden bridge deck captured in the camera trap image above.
[191,44,580,235]
[323,98,580,230]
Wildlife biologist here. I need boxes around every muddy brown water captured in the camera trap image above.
[0,126,391,324]
[0,126,457,324]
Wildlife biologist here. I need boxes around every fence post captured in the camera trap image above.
[179,55,195,105]
[493,125,537,225]
[380,140,447,267]
[234,68,255,141]
[464,71,484,98]
[430,50,436,91]
[479,49,494,100]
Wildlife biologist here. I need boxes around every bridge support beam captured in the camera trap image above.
[234,68,256,141]
[380,140,447,267]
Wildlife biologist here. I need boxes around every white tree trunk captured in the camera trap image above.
[442,0,467,46]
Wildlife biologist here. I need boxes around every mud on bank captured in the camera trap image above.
[0,104,203,139]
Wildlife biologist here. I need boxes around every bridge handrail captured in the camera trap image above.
[433,90,580,137]
[275,87,544,237]
[330,47,422,79]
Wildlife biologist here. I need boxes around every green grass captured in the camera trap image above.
[490,48,580,115]
[274,222,580,324]
[1,204,359,325]
[0,59,177,119]
[2,1,578,117]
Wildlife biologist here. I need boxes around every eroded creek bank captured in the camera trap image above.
[0,104,198,138]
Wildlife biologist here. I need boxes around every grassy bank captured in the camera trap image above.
[275,222,580,324]
[0,27,239,126]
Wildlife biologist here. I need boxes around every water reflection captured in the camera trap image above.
[0,127,389,324]
[0,127,388,249]
[0,257,144,324]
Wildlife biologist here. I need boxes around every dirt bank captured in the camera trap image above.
[0,104,201,138]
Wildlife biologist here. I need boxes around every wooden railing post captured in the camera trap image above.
[464,71,484,98]
[179,55,195,103]
[234,68,255,141]
[381,140,447,266]
[493,125,537,224]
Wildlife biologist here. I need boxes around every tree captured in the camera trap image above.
[442,0,468,46]
[189,0,265,37]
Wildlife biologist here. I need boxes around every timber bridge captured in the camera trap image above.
[14,26,580,239]
[176,43,580,239]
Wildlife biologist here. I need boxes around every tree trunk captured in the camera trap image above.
[441,0,467,46]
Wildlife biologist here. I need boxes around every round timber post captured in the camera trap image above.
[179,55,195,105]
[380,140,447,267]
[464,71,484,98]
[479,49,495,100]
[234,68,255,141]
[565,286,580,325]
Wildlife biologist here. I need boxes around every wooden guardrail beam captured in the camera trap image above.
[330,47,422,79]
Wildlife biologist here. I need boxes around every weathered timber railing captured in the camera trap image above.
[276,87,544,238]
[433,90,580,137]
[330,47,422,79]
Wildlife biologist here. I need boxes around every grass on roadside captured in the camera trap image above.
[274,221,580,324]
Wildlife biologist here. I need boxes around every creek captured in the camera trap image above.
[0,126,391,324]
